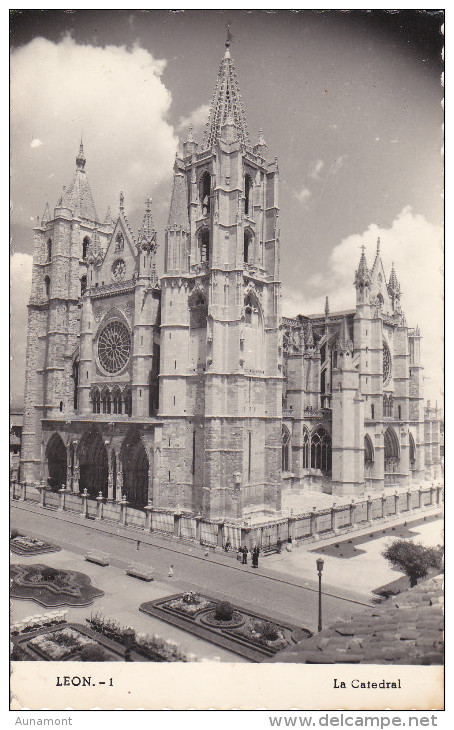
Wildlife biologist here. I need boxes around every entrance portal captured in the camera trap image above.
[46,433,67,490]
[78,429,108,497]
[121,431,149,508]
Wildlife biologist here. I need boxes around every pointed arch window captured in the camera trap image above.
[115,232,124,253]
[244,174,253,216]
[245,294,253,324]
[199,228,210,264]
[200,172,211,215]
[101,387,111,414]
[112,386,122,415]
[409,432,416,469]
[46,238,52,262]
[91,387,101,414]
[310,427,332,474]
[80,275,87,297]
[82,236,90,260]
[364,434,374,465]
[302,428,309,469]
[244,229,253,264]
[72,358,79,410]
[123,386,132,417]
[384,426,399,474]
[282,426,291,472]
[44,275,51,298]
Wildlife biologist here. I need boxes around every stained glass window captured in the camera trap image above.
[383,341,392,385]
[98,321,131,374]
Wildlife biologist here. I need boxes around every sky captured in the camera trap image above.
[10,9,444,408]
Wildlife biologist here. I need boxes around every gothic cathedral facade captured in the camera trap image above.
[20,41,441,521]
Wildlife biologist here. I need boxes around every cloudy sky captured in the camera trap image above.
[10,9,444,407]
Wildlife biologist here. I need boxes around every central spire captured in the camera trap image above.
[202,34,250,150]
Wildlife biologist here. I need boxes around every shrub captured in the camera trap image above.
[79,644,110,661]
[258,622,280,641]
[382,540,444,587]
[214,601,234,621]
[41,567,60,582]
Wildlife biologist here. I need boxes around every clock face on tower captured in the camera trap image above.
[112,258,126,282]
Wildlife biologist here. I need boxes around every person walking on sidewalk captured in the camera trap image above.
[252,545,260,568]
[168,564,174,578]
[242,545,248,565]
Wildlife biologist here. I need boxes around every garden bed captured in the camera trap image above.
[140,593,311,662]
[10,564,104,607]
[10,532,61,556]
[11,623,141,662]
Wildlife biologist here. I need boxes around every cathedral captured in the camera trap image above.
[20,39,441,521]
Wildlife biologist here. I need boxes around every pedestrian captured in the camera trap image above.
[252,546,260,568]
[136,540,140,551]
[224,538,231,552]
[277,538,282,554]
[237,548,243,562]
[168,564,174,577]
[242,545,248,565]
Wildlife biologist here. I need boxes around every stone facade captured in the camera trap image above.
[20,41,441,521]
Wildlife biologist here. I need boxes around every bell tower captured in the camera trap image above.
[158,36,282,520]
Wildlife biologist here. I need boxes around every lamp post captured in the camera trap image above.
[123,626,136,662]
[316,557,324,633]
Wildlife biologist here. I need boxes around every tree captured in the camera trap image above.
[382,540,443,587]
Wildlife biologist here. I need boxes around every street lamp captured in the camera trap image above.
[123,626,136,662]
[316,557,324,633]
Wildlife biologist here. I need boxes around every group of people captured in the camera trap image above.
[236,545,260,568]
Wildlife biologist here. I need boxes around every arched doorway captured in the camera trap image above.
[46,433,67,490]
[384,426,400,486]
[121,431,149,509]
[78,429,108,497]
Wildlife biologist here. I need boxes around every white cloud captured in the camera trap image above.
[308,159,324,180]
[178,103,211,133]
[282,207,443,403]
[10,253,33,406]
[11,36,178,222]
[30,138,42,148]
[294,186,312,205]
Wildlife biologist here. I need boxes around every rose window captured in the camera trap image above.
[98,321,131,374]
[112,259,126,281]
[383,341,392,386]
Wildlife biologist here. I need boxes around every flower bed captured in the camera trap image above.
[140,593,311,662]
[164,592,214,617]
[28,628,97,661]
[10,533,61,556]
[10,564,104,607]
[86,613,195,662]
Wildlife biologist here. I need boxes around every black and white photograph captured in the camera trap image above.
[9,8,444,712]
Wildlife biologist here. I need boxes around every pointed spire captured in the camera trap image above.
[167,170,190,231]
[202,35,250,150]
[388,261,400,293]
[104,206,113,226]
[119,191,124,213]
[76,139,86,170]
[41,202,51,224]
[372,236,382,269]
[338,317,353,353]
[325,296,330,317]
[138,197,157,249]
[355,244,371,287]
[183,123,198,156]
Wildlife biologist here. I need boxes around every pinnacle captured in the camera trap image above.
[138,197,157,245]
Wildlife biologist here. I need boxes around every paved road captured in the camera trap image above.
[11,503,369,634]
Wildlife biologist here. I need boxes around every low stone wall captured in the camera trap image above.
[10,482,443,554]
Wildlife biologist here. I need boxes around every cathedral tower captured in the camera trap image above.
[158,37,282,519]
